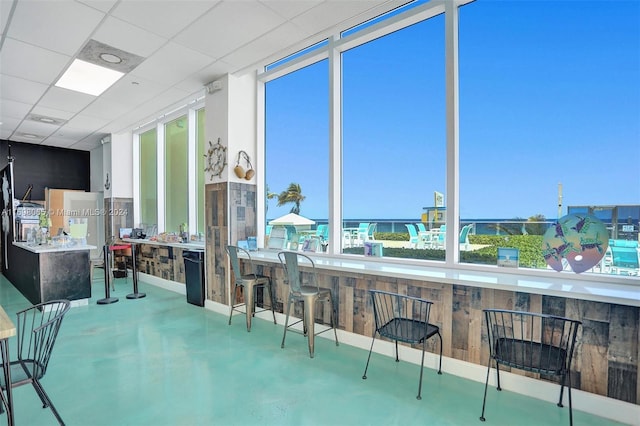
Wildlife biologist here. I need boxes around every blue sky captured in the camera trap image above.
[266,0,640,221]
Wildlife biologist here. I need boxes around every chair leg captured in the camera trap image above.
[228,284,238,325]
[394,340,399,362]
[479,361,492,422]
[32,380,64,426]
[329,293,339,346]
[362,335,377,380]
[268,279,277,324]
[417,340,427,400]
[436,331,443,374]
[281,297,292,349]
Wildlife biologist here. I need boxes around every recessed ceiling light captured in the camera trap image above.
[21,133,40,138]
[39,117,55,123]
[55,59,124,96]
[99,53,122,64]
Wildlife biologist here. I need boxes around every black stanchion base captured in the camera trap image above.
[126,293,146,299]
[97,297,119,305]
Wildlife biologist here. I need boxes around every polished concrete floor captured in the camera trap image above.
[0,274,622,426]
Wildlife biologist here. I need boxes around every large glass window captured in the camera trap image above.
[139,128,157,228]
[164,116,189,234]
[265,60,329,245]
[342,16,445,258]
[459,1,640,270]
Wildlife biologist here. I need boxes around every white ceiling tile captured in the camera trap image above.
[112,0,218,39]
[0,75,49,105]
[259,0,323,20]
[174,60,231,93]
[54,125,93,140]
[65,114,110,132]
[0,0,14,35]
[175,1,286,59]
[30,106,76,121]
[292,1,385,35]
[129,42,214,87]
[40,137,77,149]
[100,74,167,108]
[38,87,96,113]
[7,1,104,56]
[76,0,119,14]
[92,16,167,58]
[222,22,312,69]
[0,117,21,134]
[0,99,32,120]
[15,120,58,138]
[81,97,129,121]
[0,39,71,84]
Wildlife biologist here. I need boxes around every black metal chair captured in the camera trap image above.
[226,245,277,332]
[362,290,442,400]
[278,251,338,358]
[0,299,71,425]
[480,309,581,425]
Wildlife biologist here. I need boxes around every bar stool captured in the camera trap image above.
[278,251,338,358]
[226,245,276,332]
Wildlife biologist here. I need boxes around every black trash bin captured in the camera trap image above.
[183,249,205,306]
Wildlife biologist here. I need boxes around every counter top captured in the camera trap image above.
[13,241,97,254]
[245,250,640,307]
[121,238,205,250]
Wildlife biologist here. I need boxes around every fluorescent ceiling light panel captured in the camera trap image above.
[55,59,124,96]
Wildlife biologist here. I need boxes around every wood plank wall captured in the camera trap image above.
[233,258,639,406]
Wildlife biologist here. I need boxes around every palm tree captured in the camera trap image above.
[276,183,305,214]
[266,184,277,215]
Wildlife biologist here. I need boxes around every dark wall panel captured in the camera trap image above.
[0,140,90,200]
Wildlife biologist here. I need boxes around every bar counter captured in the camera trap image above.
[4,241,96,305]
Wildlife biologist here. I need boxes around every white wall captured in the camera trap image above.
[89,144,104,193]
[109,132,133,198]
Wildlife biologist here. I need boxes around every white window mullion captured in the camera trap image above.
[187,108,197,234]
[156,122,166,233]
[328,35,342,254]
[132,132,140,227]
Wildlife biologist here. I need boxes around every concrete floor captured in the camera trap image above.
[0,274,622,426]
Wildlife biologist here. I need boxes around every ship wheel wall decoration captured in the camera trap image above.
[204,138,227,179]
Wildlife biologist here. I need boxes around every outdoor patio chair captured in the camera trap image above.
[356,223,371,246]
[316,224,329,242]
[480,309,581,426]
[0,300,71,425]
[278,251,338,358]
[608,239,639,276]
[362,290,442,400]
[226,245,277,332]
[405,224,421,249]
[459,224,472,250]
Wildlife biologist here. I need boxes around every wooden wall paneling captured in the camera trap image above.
[606,304,639,403]
[451,284,471,361]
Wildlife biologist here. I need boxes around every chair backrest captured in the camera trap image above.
[483,309,581,376]
[369,290,433,342]
[16,299,71,380]
[267,226,288,249]
[226,245,256,284]
[265,225,273,236]
[278,251,317,293]
[367,223,377,240]
[416,223,427,233]
[609,239,639,269]
[357,223,370,241]
[438,224,446,242]
[459,224,471,244]
[316,224,329,241]
[405,224,418,241]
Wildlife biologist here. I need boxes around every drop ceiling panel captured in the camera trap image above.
[0,39,70,84]
[77,0,119,14]
[38,87,96,114]
[30,106,76,121]
[222,22,314,70]
[65,114,110,132]
[1,99,33,120]
[111,0,219,39]
[53,125,94,140]
[81,97,130,121]
[129,42,214,87]
[175,60,231,93]
[259,0,323,20]
[292,1,391,36]
[0,0,13,35]
[0,75,49,105]
[0,117,21,135]
[100,74,167,108]
[15,120,59,138]
[175,1,286,59]
[92,16,167,58]
[8,1,105,56]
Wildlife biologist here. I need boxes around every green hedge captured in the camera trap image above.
[343,234,546,268]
